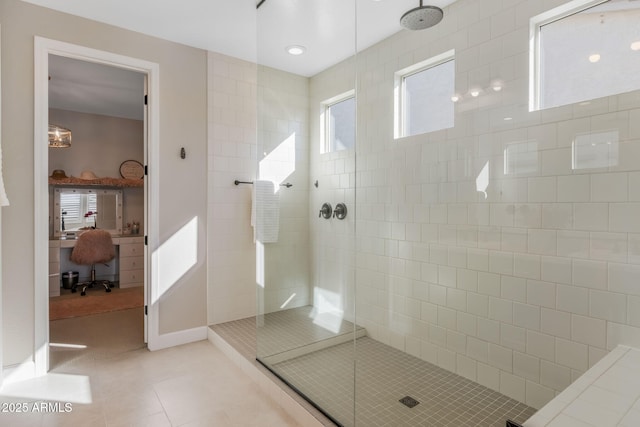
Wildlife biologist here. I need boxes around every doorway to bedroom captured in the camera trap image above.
[30,34,162,373]
[46,54,147,367]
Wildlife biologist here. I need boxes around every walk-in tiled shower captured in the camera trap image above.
[209,0,640,425]
[214,310,535,426]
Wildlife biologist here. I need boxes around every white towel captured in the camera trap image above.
[251,180,280,243]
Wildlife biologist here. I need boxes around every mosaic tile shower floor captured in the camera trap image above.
[211,306,536,427]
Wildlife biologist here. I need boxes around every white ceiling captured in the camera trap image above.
[29,0,457,118]
[49,55,145,120]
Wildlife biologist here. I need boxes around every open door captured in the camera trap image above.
[143,75,149,343]
[34,37,160,376]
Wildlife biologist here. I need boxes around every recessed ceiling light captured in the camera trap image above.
[470,89,481,97]
[286,45,306,55]
[589,53,601,63]
[631,41,640,51]
[451,94,461,102]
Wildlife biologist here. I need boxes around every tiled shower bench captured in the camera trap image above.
[522,346,640,427]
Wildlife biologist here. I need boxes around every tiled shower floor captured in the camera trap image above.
[255,306,365,360]
[210,306,536,427]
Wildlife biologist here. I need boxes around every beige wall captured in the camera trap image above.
[48,109,144,180]
[1,0,208,366]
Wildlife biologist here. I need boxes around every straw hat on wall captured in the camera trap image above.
[79,170,99,180]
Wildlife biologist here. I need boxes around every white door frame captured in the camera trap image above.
[0,23,4,388]
[34,37,160,375]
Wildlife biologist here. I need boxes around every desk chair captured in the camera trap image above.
[70,229,115,296]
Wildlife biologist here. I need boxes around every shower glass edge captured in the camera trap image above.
[255,1,358,426]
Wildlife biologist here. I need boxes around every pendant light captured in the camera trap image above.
[48,124,72,148]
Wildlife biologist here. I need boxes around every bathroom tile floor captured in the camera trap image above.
[212,307,537,427]
[0,308,298,426]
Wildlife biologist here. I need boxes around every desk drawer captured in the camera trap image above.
[120,269,144,286]
[120,243,143,257]
[49,276,60,297]
[120,256,143,271]
[49,247,60,263]
[49,262,60,276]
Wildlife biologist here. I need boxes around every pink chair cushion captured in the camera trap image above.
[70,229,116,265]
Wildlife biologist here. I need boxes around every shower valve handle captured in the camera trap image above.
[333,203,347,220]
[319,203,332,219]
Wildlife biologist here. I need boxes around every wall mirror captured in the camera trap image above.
[53,187,123,236]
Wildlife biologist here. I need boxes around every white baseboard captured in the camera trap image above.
[148,326,208,351]
[2,360,36,387]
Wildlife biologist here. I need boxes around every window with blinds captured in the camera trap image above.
[60,192,97,230]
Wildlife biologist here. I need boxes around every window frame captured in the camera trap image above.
[529,0,610,111]
[320,89,356,154]
[394,49,455,139]
[60,192,98,230]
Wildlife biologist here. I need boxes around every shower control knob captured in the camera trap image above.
[333,203,347,220]
[319,203,332,219]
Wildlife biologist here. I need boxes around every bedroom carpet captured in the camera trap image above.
[49,286,144,320]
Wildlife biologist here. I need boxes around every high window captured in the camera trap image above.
[531,0,640,110]
[394,50,455,139]
[322,91,355,153]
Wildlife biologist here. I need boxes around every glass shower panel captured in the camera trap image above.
[254,1,640,425]
[255,1,358,426]
[350,1,639,426]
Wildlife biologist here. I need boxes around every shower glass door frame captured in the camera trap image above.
[255,1,358,426]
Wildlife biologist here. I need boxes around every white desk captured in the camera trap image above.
[49,235,144,297]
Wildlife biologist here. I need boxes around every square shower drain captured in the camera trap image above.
[399,396,420,408]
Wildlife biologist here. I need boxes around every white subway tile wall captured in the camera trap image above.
[208,53,313,323]
[343,0,640,398]
[255,65,312,315]
[207,52,258,324]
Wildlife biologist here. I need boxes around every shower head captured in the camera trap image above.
[400,1,443,31]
